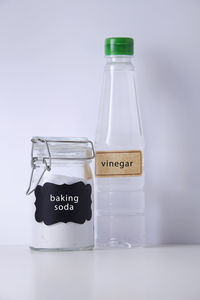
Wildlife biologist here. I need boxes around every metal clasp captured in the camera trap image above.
[26,138,52,195]
[26,138,95,195]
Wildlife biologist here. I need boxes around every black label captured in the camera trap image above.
[34,181,92,225]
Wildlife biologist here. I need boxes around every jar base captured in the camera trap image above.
[29,245,94,252]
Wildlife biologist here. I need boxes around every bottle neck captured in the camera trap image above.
[105,55,133,63]
[95,54,142,147]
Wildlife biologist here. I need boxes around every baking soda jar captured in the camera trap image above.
[26,137,94,251]
[95,38,145,248]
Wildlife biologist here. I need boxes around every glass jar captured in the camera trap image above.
[26,137,94,251]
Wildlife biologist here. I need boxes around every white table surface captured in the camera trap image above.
[0,245,200,300]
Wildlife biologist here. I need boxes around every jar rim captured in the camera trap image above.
[32,136,89,143]
[31,137,94,161]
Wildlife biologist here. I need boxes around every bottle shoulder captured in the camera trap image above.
[95,58,142,147]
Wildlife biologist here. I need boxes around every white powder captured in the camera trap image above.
[31,174,94,250]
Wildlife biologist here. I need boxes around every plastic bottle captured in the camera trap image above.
[95,37,145,248]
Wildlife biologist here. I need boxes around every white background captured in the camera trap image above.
[0,0,199,245]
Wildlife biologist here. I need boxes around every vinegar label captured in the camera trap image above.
[95,150,142,177]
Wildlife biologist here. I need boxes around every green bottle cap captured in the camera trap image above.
[105,37,134,56]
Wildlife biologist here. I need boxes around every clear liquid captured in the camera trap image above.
[95,175,145,248]
[95,55,145,248]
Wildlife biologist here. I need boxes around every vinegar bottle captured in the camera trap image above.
[95,37,145,248]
